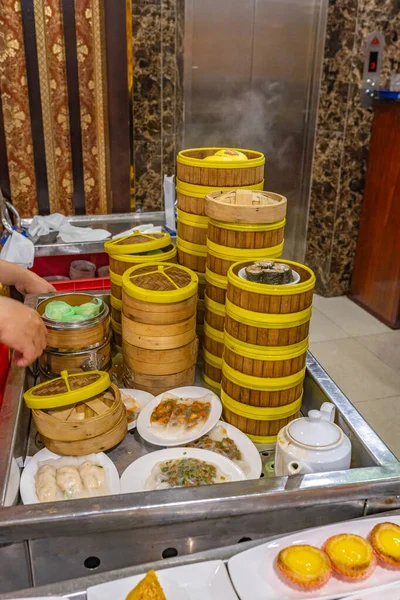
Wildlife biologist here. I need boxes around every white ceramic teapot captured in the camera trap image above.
[274,402,351,477]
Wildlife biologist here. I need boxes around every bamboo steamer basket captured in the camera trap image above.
[205,189,287,223]
[108,243,176,277]
[110,270,123,301]
[111,318,123,348]
[39,334,112,377]
[124,365,196,396]
[207,218,285,250]
[221,388,301,443]
[123,293,197,325]
[177,209,208,246]
[123,338,198,376]
[204,294,225,332]
[110,295,122,324]
[197,271,206,299]
[176,178,265,217]
[206,239,284,278]
[38,294,110,351]
[203,320,224,359]
[176,148,265,187]
[196,298,205,325]
[26,371,127,455]
[105,231,171,257]
[122,314,196,350]
[203,347,222,386]
[177,237,207,272]
[205,267,227,306]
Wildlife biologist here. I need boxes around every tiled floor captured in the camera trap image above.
[310,295,400,458]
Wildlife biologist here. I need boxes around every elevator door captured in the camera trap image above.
[183,0,327,261]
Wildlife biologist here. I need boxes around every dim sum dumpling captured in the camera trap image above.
[35,464,63,502]
[56,466,84,499]
[79,461,106,494]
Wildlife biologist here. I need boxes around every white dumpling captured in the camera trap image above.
[56,466,84,499]
[36,482,63,502]
[78,461,106,493]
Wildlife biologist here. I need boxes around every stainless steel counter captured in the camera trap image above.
[0,292,400,593]
[22,212,167,256]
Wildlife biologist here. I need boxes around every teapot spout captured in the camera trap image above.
[287,461,313,476]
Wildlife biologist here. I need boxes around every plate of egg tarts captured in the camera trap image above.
[228,517,400,600]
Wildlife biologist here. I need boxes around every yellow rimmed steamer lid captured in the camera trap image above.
[24,370,111,410]
[109,244,177,265]
[104,231,171,256]
[176,209,208,228]
[176,179,265,198]
[177,148,265,169]
[122,263,198,304]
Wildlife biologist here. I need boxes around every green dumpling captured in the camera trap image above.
[45,301,75,321]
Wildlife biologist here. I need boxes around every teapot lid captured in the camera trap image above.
[288,407,342,447]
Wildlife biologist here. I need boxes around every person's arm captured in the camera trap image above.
[0,260,55,294]
[0,297,47,366]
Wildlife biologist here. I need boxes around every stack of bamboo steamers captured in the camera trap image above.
[203,189,316,445]
[175,148,265,343]
[104,231,177,348]
[121,263,199,395]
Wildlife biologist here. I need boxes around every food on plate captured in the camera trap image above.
[122,392,142,423]
[276,544,332,589]
[324,534,375,579]
[44,298,102,322]
[370,522,400,567]
[150,394,212,439]
[35,458,108,502]
[145,457,230,490]
[186,424,249,475]
[244,260,294,285]
[125,570,166,600]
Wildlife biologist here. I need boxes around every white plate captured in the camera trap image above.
[20,448,120,505]
[137,386,222,446]
[9,597,63,599]
[228,514,400,600]
[238,266,300,285]
[120,447,246,494]
[87,560,238,600]
[5,457,20,506]
[342,581,400,599]
[182,420,262,480]
[119,388,154,430]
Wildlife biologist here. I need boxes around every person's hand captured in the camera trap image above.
[0,297,47,366]
[14,269,56,295]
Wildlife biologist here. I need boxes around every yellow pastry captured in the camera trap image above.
[214,149,248,161]
[276,544,332,589]
[370,522,400,567]
[125,570,166,600]
[324,534,375,579]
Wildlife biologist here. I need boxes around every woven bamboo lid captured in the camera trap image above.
[122,263,198,304]
[104,231,171,256]
[24,370,111,409]
[205,190,287,223]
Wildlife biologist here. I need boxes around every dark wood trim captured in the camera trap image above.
[20,0,50,215]
[61,0,86,215]
[0,94,10,201]
[104,0,131,213]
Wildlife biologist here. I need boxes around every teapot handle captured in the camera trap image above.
[287,461,313,476]
[320,402,335,423]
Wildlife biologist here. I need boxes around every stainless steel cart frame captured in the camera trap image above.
[0,290,400,594]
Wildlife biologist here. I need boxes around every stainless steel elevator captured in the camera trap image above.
[183,0,328,261]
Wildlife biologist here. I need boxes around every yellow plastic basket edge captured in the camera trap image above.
[202,372,221,391]
[176,179,264,198]
[207,239,284,259]
[204,294,226,317]
[225,298,312,329]
[224,331,309,360]
[111,317,122,335]
[222,360,306,391]
[110,295,122,311]
[177,209,208,228]
[176,237,207,257]
[208,218,286,233]
[203,320,224,342]
[203,348,222,369]
[108,245,177,265]
[105,231,171,257]
[110,270,122,286]
[122,262,198,304]
[227,259,316,296]
[247,432,277,444]
[24,371,111,410]
[205,268,228,290]
[177,148,265,169]
[221,389,302,420]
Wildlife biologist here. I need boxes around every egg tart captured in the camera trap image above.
[276,544,332,589]
[324,534,375,579]
[370,522,400,567]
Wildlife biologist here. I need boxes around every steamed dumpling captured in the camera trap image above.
[79,461,106,493]
[56,466,84,499]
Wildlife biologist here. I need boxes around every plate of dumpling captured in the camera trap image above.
[20,448,120,504]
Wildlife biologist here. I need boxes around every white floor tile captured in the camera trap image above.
[313,295,391,337]
[309,307,349,343]
[356,396,400,459]
[309,338,400,403]
[356,331,400,373]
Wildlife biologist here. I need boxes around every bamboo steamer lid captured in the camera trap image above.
[122,263,198,304]
[32,382,123,441]
[205,189,287,223]
[24,370,111,410]
[104,231,171,256]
